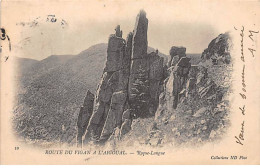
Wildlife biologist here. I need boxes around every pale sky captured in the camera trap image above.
[2,0,253,60]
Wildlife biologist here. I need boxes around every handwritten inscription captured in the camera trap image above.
[239,64,246,99]
[235,121,245,145]
[248,30,259,57]
[234,25,258,145]
[46,15,57,23]
[239,105,245,115]
[16,15,68,29]
[234,26,246,146]
[239,26,245,62]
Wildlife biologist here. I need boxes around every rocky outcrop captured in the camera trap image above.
[151,33,232,146]
[76,90,94,146]
[156,40,228,118]
[76,10,232,147]
[128,10,150,117]
[77,10,165,145]
[128,10,164,118]
[82,25,130,144]
[168,46,186,67]
[201,32,231,65]
[148,52,164,113]
[156,44,222,119]
[162,47,191,110]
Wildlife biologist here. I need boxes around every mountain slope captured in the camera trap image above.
[17,54,75,87]
[15,57,39,73]
[14,43,169,145]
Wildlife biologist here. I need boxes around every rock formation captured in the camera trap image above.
[168,46,186,67]
[76,90,94,146]
[75,10,233,147]
[128,10,164,117]
[156,32,231,119]
[162,47,192,110]
[156,45,222,120]
[82,24,129,143]
[76,10,165,145]
[151,33,232,146]
[201,32,231,65]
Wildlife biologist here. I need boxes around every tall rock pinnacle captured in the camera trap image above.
[132,10,148,59]
[77,10,164,145]
[128,10,151,117]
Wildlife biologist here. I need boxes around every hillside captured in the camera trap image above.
[15,57,39,73]
[13,43,169,145]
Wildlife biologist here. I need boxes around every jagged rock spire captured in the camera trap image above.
[131,10,148,59]
[79,10,164,145]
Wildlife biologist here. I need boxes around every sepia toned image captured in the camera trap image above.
[0,0,260,165]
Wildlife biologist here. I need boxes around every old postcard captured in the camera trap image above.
[0,0,260,165]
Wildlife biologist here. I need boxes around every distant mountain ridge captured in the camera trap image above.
[16,43,172,90]
[17,43,200,81]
